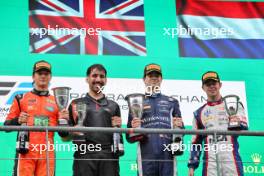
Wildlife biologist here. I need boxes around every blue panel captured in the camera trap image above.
[179,38,264,59]
[103,37,137,56]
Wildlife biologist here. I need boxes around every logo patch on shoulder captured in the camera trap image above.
[168,97,174,101]
[104,108,111,113]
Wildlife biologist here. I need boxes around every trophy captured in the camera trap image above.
[112,129,125,157]
[16,123,29,154]
[125,93,146,142]
[171,119,184,156]
[52,87,71,126]
[223,95,241,130]
[75,102,87,136]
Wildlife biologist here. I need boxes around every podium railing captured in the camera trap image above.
[0,126,264,176]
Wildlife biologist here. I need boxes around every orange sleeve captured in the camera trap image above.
[4,96,21,126]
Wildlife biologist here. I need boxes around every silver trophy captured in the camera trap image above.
[52,87,71,126]
[223,95,240,130]
[171,123,184,156]
[75,102,87,135]
[125,93,146,141]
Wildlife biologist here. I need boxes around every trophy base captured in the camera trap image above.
[17,148,29,154]
[172,150,184,156]
[171,141,184,156]
[228,126,241,131]
[129,133,147,142]
[111,144,125,157]
[58,119,68,126]
[114,150,125,157]
[228,122,241,131]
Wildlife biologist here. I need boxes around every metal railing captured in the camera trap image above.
[1,126,264,136]
[1,126,264,176]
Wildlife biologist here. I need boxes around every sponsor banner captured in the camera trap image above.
[243,153,264,174]
[0,76,248,125]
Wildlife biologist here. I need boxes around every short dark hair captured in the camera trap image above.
[86,64,107,76]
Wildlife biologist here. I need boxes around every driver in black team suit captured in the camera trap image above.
[61,64,123,176]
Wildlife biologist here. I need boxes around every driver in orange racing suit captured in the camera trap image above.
[4,60,69,176]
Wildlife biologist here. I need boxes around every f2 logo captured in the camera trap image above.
[0,82,33,105]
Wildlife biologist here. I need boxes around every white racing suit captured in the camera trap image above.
[188,99,248,176]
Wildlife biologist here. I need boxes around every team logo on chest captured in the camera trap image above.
[204,109,212,117]
[28,99,37,105]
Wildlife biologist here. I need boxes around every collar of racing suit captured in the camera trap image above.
[86,93,108,106]
[146,92,161,98]
[31,88,50,96]
[207,98,222,106]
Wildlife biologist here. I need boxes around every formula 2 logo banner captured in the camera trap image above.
[0,81,33,121]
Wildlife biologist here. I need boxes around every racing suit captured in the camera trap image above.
[188,99,248,176]
[126,93,183,176]
[67,93,121,176]
[4,89,59,176]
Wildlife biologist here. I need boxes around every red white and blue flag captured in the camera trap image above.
[29,0,146,56]
[177,0,264,59]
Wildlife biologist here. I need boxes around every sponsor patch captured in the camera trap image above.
[45,106,54,112]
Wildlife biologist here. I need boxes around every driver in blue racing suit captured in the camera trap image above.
[126,63,184,176]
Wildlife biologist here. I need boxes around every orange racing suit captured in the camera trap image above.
[4,89,59,176]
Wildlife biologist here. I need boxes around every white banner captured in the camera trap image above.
[0,76,248,125]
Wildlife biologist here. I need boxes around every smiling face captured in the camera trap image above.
[33,70,51,90]
[86,68,107,94]
[202,80,222,101]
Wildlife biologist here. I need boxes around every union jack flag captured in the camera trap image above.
[29,0,146,56]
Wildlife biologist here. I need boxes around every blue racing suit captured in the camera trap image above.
[126,93,183,176]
